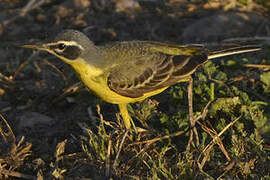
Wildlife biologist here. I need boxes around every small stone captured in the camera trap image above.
[18,112,54,130]
[181,12,268,43]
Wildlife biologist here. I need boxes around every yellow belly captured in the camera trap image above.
[82,75,168,104]
[70,60,168,104]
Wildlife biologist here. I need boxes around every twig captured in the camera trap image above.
[53,82,82,103]
[42,59,68,85]
[0,0,49,28]
[0,113,15,143]
[223,36,270,43]
[206,120,231,160]
[197,141,215,171]
[243,64,270,69]
[105,139,112,177]
[113,130,129,167]
[128,129,186,146]
[13,51,39,80]
[186,77,200,151]
[0,168,35,180]
[198,115,242,169]
[128,101,211,147]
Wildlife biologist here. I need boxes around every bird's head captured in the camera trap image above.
[22,30,99,65]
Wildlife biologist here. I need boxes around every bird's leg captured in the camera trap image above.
[186,77,199,151]
[118,103,131,129]
[118,103,138,133]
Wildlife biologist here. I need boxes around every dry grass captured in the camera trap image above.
[0,0,270,179]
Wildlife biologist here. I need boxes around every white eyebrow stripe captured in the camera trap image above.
[47,41,84,50]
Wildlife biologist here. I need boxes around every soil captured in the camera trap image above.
[0,0,269,179]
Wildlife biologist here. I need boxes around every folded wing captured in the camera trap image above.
[107,42,208,98]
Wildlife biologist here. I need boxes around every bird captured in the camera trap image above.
[22,29,261,130]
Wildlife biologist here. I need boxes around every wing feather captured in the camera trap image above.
[107,42,208,98]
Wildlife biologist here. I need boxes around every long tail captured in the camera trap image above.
[208,45,261,60]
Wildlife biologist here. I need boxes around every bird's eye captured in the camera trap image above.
[57,43,66,50]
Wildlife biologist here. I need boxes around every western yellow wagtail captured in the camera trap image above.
[22,30,261,129]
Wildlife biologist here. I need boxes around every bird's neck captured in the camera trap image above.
[70,57,104,77]
[82,45,108,68]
